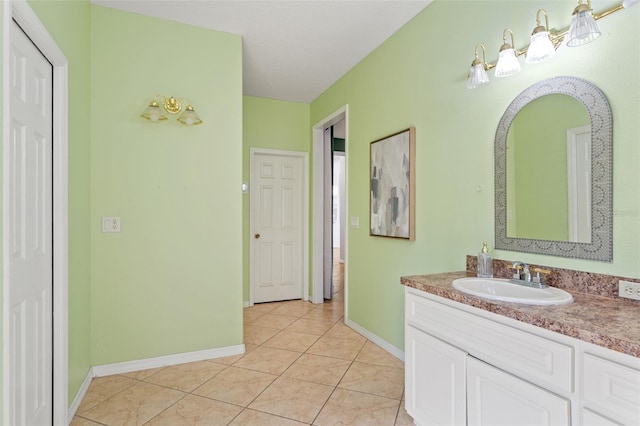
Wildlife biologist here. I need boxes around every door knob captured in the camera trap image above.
[255,234,261,239]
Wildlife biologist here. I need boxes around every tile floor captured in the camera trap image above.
[71,256,412,425]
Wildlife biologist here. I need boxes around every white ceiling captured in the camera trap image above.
[91,0,432,103]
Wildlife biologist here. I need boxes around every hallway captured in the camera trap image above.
[71,264,411,425]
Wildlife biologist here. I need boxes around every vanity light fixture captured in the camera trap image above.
[495,29,521,78]
[526,9,557,63]
[466,0,639,89]
[566,0,601,46]
[467,44,491,89]
[140,94,203,126]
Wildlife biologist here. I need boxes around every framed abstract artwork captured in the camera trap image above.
[370,127,415,240]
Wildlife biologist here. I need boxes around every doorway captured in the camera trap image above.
[311,106,348,310]
[327,121,346,299]
[3,2,69,425]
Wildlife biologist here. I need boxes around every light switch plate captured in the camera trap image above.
[102,216,121,233]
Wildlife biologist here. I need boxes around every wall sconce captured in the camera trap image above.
[140,94,203,125]
[567,0,600,46]
[526,9,557,63]
[467,44,490,89]
[466,0,639,89]
[495,29,521,77]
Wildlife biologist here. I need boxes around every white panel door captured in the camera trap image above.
[252,152,304,303]
[8,20,54,426]
[467,356,570,426]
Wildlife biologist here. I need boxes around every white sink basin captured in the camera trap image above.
[452,277,573,306]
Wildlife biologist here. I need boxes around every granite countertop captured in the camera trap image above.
[402,272,640,358]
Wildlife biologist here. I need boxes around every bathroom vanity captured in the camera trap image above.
[402,271,640,426]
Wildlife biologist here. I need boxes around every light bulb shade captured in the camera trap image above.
[177,105,203,126]
[526,31,557,63]
[141,102,168,122]
[467,63,490,89]
[567,9,601,47]
[495,48,521,77]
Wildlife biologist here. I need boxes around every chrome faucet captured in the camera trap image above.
[511,261,531,282]
[510,261,550,288]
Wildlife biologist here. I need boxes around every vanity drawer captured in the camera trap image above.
[406,290,574,394]
[582,353,640,425]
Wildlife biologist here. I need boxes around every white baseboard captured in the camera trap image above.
[67,368,95,423]
[91,344,246,377]
[345,318,405,362]
[243,301,251,308]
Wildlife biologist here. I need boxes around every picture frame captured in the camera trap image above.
[370,127,415,240]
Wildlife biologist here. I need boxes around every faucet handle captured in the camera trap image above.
[531,267,551,285]
[509,264,523,279]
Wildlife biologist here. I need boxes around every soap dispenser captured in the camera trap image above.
[477,241,493,278]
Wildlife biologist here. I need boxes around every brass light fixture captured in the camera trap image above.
[526,9,557,63]
[140,94,203,125]
[466,0,639,89]
[494,29,521,78]
[467,44,490,89]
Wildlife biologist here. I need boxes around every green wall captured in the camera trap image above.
[90,6,243,365]
[242,96,310,302]
[310,0,640,350]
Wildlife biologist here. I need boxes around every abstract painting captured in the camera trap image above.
[370,127,415,240]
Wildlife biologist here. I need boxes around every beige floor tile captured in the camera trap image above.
[263,330,319,352]
[70,416,104,426]
[233,346,301,375]
[145,394,242,425]
[307,335,366,361]
[210,353,243,366]
[229,409,308,425]
[355,341,405,369]
[277,299,316,309]
[121,367,166,381]
[77,375,139,414]
[244,303,280,315]
[282,353,352,386]
[270,304,316,317]
[285,318,335,336]
[243,324,280,345]
[395,400,415,426]
[338,361,404,399]
[144,360,227,392]
[81,381,185,426]
[248,376,333,424]
[316,298,344,312]
[302,308,344,322]
[314,388,400,426]
[325,323,367,341]
[243,310,265,324]
[193,366,277,407]
[251,313,299,329]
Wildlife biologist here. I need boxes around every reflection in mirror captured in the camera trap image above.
[506,94,591,243]
[495,76,612,261]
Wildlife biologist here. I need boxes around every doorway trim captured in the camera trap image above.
[249,148,309,306]
[2,2,69,424]
[311,106,348,307]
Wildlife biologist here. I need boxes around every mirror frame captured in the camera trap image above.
[495,76,613,261]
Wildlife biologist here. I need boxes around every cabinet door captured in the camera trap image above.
[467,356,570,426]
[405,326,466,426]
[582,409,623,426]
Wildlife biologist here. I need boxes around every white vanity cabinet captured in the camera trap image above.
[405,287,640,426]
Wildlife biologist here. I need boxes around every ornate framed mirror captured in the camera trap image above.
[495,76,612,261]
